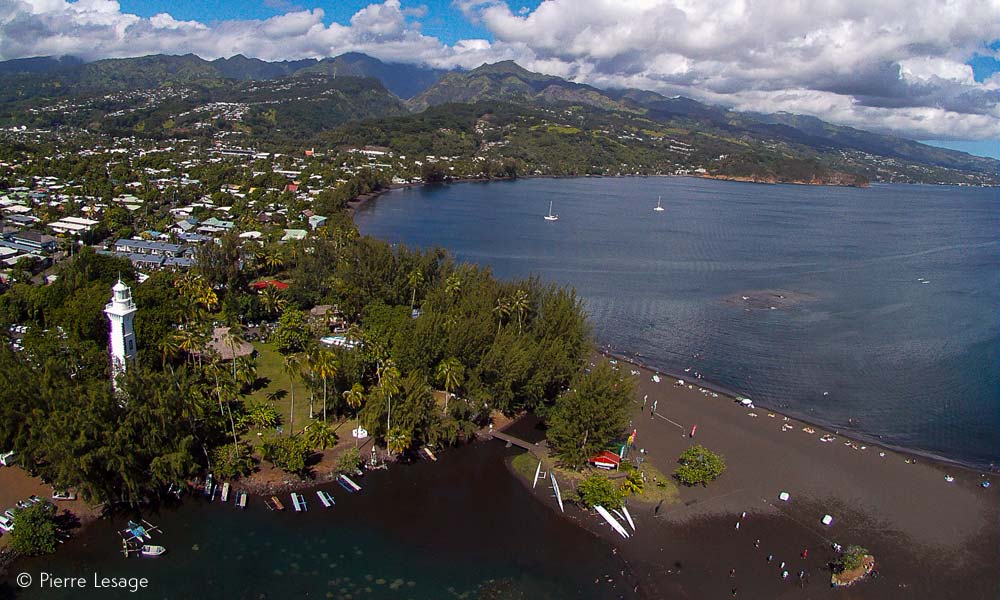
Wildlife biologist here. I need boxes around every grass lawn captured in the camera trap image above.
[246,342,316,442]
[509,451,679,507]
[511,451,542,480]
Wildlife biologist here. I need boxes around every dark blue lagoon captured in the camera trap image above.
[355,177,1000,467]
[7,441,635,599]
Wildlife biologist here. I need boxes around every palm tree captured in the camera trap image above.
[386,426,411,456]
[510,289,530,334]
[174,327,200,364]
[493,297,510,334]
[208,357,240,449]
[302,346,318,419]
[378,362,401,436]
[283,353,301,436]
[435,357,464,416]
[314,350,338,422]
[156,332,181,367]
[407,268,423,310]
[303,420,338,450]
[241,401,278,431]
[233,356,257,391]
[444,273,462,299]
[260,284,287,317]
[342,383,365,448]
[220,324,247,381]
[263,245,284,274]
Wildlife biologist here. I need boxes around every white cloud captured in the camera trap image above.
[0,0,997,141]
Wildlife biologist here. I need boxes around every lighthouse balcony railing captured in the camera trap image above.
[105,299,136,312]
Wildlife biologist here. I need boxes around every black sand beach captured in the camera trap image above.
[509,355,999,599]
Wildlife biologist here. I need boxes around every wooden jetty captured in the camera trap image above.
[488,430,547,461]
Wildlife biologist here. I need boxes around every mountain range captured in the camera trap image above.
[0,52,994,184]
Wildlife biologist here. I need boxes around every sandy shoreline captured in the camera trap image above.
[504,353,999,598]
[600,345,992,471]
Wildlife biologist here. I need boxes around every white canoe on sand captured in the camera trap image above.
[595,506,630,539]
[622,505,637,531]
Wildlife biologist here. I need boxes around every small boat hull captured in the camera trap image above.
[141,545,166,557]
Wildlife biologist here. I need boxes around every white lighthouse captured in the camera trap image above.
[104,279,137,389]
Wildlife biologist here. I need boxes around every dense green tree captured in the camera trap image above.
[576,473,624,509]
[9,503,59,556]
[547,362,634,468]
[272,308,310,355]
[210,443,255,480]
[260,435,310,475]
[673,445,726,486]
[833,546,871,573]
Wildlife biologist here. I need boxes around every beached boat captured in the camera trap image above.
[622,505,637,531]
[316,490,335,508]
[167,483,184,499]
[421,447,438,461]
[544,201,559,221]
[550,471,564,513]
[338,474,362,493]
[141,545,166,557]
[235,490,247,509]
[654,195,665,212]
[532,461,542,489]
[220,482,230,502]
[291,492,307,512]
[127,520,151,541]
[266,496,285,511]
[595,505,630,539]
[203,473,214,498]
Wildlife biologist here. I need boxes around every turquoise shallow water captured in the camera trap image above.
[354,177,1000,468]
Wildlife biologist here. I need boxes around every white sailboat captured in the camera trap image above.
[654,195,665,212]
[544,201,559,221]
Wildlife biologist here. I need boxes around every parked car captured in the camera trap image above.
[15,500,31,510]
[3,509,16,520]
[28,495,42,504]
[0,451,15,466]
[0,515,13,532]
[52,490,77,501]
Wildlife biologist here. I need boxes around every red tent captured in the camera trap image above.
[589,450,622,470]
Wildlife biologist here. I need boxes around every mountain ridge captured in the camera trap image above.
[0,52,994,184]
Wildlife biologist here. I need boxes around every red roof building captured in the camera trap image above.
[249,280,289,291]
[588,450,622,470]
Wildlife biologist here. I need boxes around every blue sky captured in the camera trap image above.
[4,1,998,155]
[117,1,542,44]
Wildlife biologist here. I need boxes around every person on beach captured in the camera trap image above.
[652,399,658,413]
[730,568,736,578]
[801,548,808,559]
[767,554,773,563]
[754,539,760,548]
[642,394,648,409]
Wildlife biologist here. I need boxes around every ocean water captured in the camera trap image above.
[354,177,1000,468]
[6,439,633,599]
